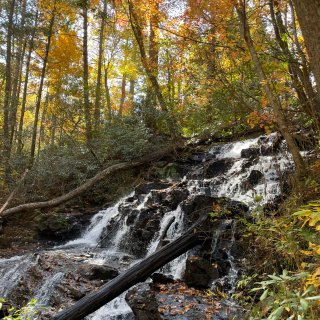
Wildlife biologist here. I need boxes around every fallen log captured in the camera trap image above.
[52,215,209,320]
[3,146,178,217]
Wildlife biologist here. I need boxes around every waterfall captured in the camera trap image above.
[35,272,65,306]
[0,256,33,298]
[0,133,303,319]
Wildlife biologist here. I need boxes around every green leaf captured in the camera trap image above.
[305,295,320,301]
[260,289,269,301]
[268,274,282,281]
[268,306,284,320]
[300,298,309,310]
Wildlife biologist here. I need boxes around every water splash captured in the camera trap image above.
[0,256,33,297]
[35,272,65,306]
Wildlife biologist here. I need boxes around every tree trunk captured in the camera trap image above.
[292,0,320,95]
[94,0,107,132]
[30,8,55,164]
[83,1,92,145]
[50,115,57,146]
[119,73,127,116]
[104,68,112,120]
[269,0,320,124]
[3,0,16,178]
[236,0,306,179]
[37,91,49,159]
[127,0,167,113]
[288,0,319,113]
[17,10,38,155]
[52,215,208,320]
[129,79,135,103]
[10,0,28,149]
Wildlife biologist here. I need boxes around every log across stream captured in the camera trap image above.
[53,216,208,320]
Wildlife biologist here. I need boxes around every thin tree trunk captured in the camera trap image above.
[129,78,135,104]
[269,0,320,123]
[17,11,38,154]
[119,73,127,116]
[10,0,28,148]
[37,91,49,159]
[236,0,306,179]
[104,68,112,120]
[50,115,57,146]
[127,0,167,113]
[94,0,107,133]
[3,0,16,178]
[83,1,92,145]
[30,7,55,164]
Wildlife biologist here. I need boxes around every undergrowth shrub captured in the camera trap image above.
[237,164,320,319]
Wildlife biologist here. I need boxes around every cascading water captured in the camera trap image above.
[0,133,306,319]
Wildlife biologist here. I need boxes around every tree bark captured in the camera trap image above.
[10,0,28,148]
[104,68,112,120]
[52,215,208,320]
[129,79,135,103]
[119,73,127,116]
[292,0,320,95]
[2,146,177,217]
[83,1,92,145]
[127,0,167,113]
[17,10,38,155]
[236,0,306,179]
[288,0,319,113]
[3,0,16,178]
[94,0,107,132]
[269,0,320,123]
[30,7,55,163]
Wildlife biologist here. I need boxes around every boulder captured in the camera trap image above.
[147,187,189,210]
[182,195,249,225]
[184,256,220,288]
[68,285,86,300]
[204,158,234,178]
[78,264,119,281]
[259,132,283,156]
[36,214,82,241]
[151,273,175,284]
[135,181,172,196]
[126,283,162,320]
[247,170,264,186]
[240,147,260,158]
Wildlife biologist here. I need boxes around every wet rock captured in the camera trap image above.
[68,285,86,300]
[147,187,189,210]
[135,181,172,196]
[151,273,175,284]
[35,214,82,241]
[182,195,249,225]
[241,147,260,158]
[126,283,162,320]
[78,264,119,281]
[247,170,264,186]
[120,206,164,257]
[184,256,220,288]
[259,132,283,155]
[204,158,234,178]
[241,157,259,171]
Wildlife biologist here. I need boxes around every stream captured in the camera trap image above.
[0,133,307,319]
